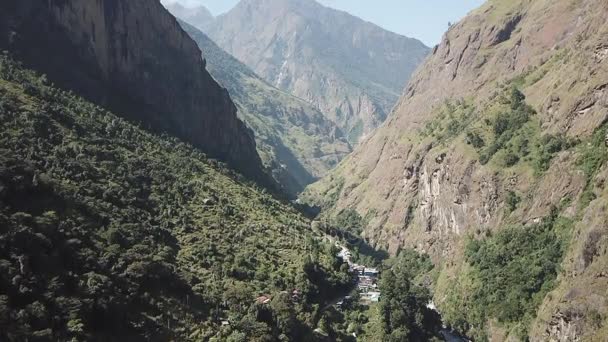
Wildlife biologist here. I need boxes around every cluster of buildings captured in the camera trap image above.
[337,245,381,303]
[255,289,301,305]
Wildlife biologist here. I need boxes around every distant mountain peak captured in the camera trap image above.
[207,0,430,144]
[164,1,214,31]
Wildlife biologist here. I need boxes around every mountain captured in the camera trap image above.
[0,0,270,186]
[203,0,430,144]
[0,53,351,341]
[303,0,608,340]
[0,1,355,340]
[176,20,352,197]
[164,2,215,31]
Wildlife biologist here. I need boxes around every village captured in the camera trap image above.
[248,241,380,322]
[336,244,380,305]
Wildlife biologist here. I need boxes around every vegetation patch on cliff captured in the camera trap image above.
[576,123,608,210]
[464,86,577,173]
[423,99,476,143]
[442,210,574,340]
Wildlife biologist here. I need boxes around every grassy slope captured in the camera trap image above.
[0,56,351,341]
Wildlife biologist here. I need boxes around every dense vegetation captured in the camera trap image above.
[423,86,576,175]
[466,86,576,172]
[374,250,440,341]
[0,55,352,341]
[317,210,389,267]
[332,209,366,237]
[443,210,573,340]
[311,249,440,341]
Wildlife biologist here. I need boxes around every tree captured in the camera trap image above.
[270,292,297,337]
[378,251,440,341]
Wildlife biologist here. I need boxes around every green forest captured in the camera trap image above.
[0,55,352,341]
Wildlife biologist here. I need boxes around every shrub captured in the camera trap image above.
[466,131,485,148]
[476,87,536,166]
[501,152,520,167]
[534,134,577,172]
[505,191,521,212]
[461,212,572,337]
[576,123,608,209]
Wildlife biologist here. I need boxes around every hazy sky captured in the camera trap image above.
[161,0,486,46]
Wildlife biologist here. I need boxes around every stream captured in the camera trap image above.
[427,302,469,342]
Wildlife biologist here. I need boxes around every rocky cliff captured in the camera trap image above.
[203,0,430,145]
[178,21,351,197]
[304,0,608,339]
[0,0,270,185]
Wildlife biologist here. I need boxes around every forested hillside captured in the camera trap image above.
[0,56,351,341]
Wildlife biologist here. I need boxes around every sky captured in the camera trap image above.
[161,0,486,46]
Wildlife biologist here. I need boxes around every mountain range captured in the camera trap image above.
[164,2,215,30]
[2,0,608,340]
[200,0,430,144]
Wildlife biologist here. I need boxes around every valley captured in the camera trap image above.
[179,20,352,198]
[1,0,608,341]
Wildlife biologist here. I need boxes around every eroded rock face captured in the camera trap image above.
[541,310,583,342]
[0,0,269,185]
[531,197,608,341]
[305,0,608,339]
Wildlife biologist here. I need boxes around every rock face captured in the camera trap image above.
[304,0,608,339]
[203,0,430,144]
[0,0,270,185]
[179,21,351,197]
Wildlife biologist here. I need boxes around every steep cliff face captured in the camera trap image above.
[204,0,429,144]
[304,0,608,339]
[0,0,269,185]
